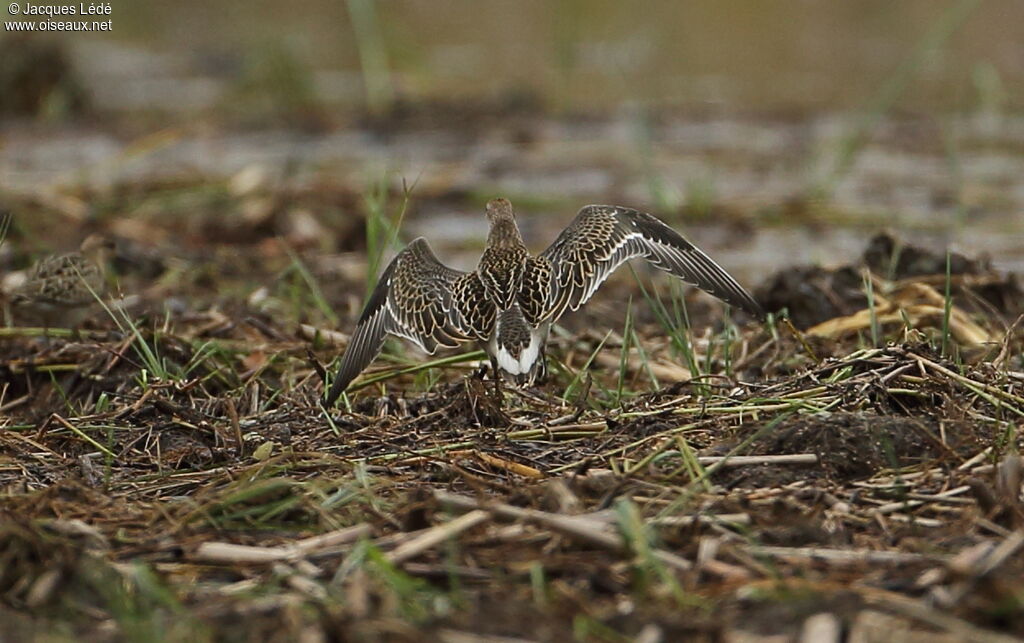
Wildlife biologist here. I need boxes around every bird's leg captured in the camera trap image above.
[494,374,506,406]
[488,355,504,401]
[471,342,491,382]
[535,347,549,385]
[41,315,56,347]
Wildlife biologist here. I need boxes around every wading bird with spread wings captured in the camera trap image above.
[323,198,763,407]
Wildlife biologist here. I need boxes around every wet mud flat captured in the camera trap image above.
[1,186,1023,642]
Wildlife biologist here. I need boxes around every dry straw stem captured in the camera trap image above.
[298,324,349,346]
[194,523,372,564]
[861,589,1023,643]
[380,449,543,478]
[745,545,942,566]
[472,450,544,478]
[697,454,818,467]
[593,350,691,382]
[948,529,1024,578]
[911,352,1024,412]
[385,509,491,564]
[807,280,996,346]
[435,490,693,571]
[737,579,1021,643]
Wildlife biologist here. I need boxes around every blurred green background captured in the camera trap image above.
[1,0,1022,276]
[5,0,1021,118]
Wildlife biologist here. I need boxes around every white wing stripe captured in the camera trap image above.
[541,205,763,321]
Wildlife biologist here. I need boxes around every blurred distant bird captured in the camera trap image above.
[324,199,763,406]
[7,234,114,328]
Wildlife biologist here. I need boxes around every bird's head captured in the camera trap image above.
[485,198,515,225]
[79,234,115,265]
[484,198,524,248]
[80,234,115,253]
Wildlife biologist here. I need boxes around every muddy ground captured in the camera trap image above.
[2,24,1024,639]
[1,174,1023,642]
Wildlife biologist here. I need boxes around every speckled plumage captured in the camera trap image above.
[9,235,113,327]
[324,198,764,406]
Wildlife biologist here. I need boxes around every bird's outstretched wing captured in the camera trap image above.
[324,238,491,407]
[541,205,764,322]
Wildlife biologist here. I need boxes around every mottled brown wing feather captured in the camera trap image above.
[540,205,764,322]
[324,238,483,407]
[518,256,553,325]
[12,253,104,308]
[452,272,496,339]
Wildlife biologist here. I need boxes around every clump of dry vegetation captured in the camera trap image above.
[1,184,1023,642]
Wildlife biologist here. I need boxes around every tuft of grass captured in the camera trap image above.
[721,311,736,378]
[667,434,711,491]
[86,560,211,643]
[572,614,632,643]
[229,41,319,124]
[55,418,117,460]
[47,370,74,415]
[630,108,683,214]
[344,349,486,392]
[615,297,635,404]
[562,330,613,405]
[630,322,659,391]
[615,498,696,608]
[972,61,1008,118]
[363,542,450,623]
[100,304,175,384]
[323,173,418,405]
[864,270,879,348]
[529,562,549,608]
[549,0,582,111]
[659,409,799,519]
[74,262,179,384]
[346,0,395,116]
[940,117,969,235]
[93,391,111,414]
[684,172,717,220]
[704,312,740,379]
[186,475,334,532]
[633,272,706,394]
[362,171,415,297]
[281,241,338,325]
[942,251,954,359]
[815,0,982,196]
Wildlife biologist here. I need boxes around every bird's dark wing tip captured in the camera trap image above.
[322,376,347,409]
[728,291,766,321]
[745,299,767,322]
